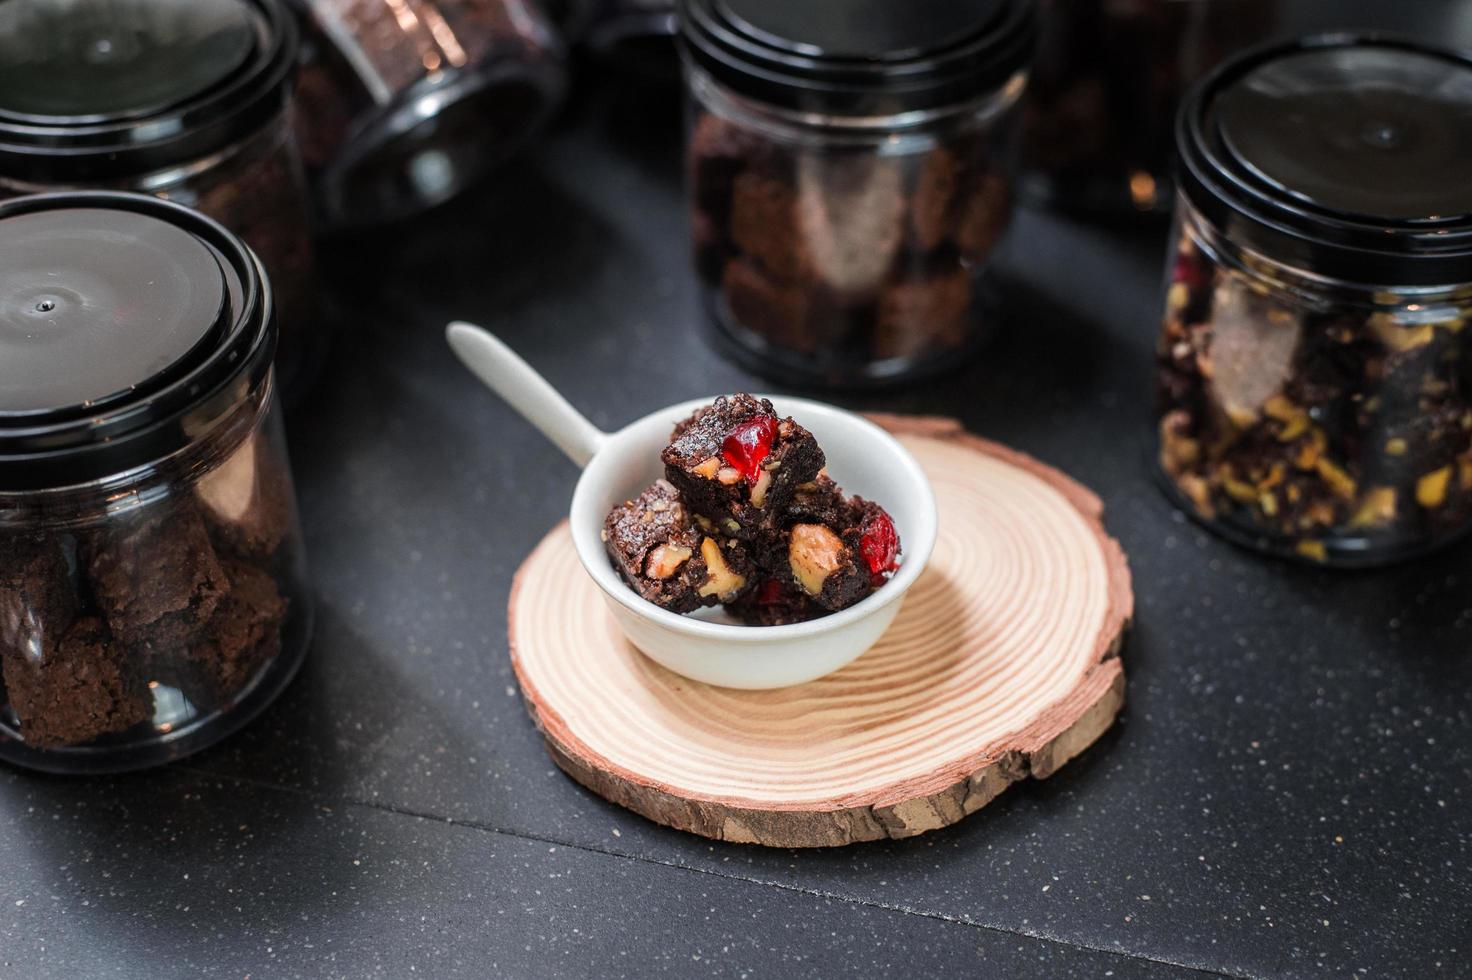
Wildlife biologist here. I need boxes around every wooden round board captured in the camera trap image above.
[509,415,1133,848]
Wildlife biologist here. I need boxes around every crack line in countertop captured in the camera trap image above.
[169,763,1248,980]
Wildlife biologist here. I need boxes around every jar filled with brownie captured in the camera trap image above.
[0,192,312,773]
[1022,0,1276,215]
[0,0,321,398]
[288,0,567,226]
[1156,36,1472,566]
[678,0,1035,386]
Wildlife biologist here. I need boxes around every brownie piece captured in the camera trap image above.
[1,616,151,748]
[725,578,825,627]
[662,394,825,539]
[85,503,228,650]
[956,172,1012,260]
[178,558,289,699]
[911,146,965,252]
[721,259,819,355]
[874,267,974,361]
[730,171,814,282]
[689,111,766,218]
[752,481,903,613]
[196,431,293,560]
[0,534,78,666]
[603,480,755,613]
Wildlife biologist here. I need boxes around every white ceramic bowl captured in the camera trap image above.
[568,397,937,689]
[446,323,938,690]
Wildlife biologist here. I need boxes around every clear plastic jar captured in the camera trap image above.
[289,0,567,226]
[0,0,322,397]
[1022,0,1277,215]
[679,0,1035,386]
[0,193,312,773]
[583,0,678,80]
[1155,36,1472,566]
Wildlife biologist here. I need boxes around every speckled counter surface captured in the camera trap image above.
[4,6,1472,977]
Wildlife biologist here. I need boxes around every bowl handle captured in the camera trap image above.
[446,321,609,469]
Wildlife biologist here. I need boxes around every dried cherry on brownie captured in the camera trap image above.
[662,394,824,539]
[603,479,755,613]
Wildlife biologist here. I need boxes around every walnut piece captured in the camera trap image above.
[788,523,844,597]
[696,538,746,600]
[750,469,774,508]
[645,544,693,580]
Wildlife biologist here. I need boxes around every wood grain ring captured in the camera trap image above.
[509,415,1133,848]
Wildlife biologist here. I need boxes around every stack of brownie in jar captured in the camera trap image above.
[603,394,901,626]
[688,112,1012,371]
[0,432,295,749]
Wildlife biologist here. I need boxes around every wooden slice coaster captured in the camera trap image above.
[509,415,1133,848]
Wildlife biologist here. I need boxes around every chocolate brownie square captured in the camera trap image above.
[754,481,903,613]
[874,268,974,361]
[910,146,964,252]
[196,431,293,560]
[1,616,151,748]
[181,558,289,699]
[603,480,755,613]
[721,259,818,354]
[724,578,826,627]
[662,394,825,539]
[955,171,1012,261]
[85,502,228,650]
[0,534,78,665]
[730,171,814,282]
[689,111,764,218]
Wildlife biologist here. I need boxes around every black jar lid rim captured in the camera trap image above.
[679,0,1035,116]
[1178,33,1472,286]
[0,192,274,493]
[0,0,296,184]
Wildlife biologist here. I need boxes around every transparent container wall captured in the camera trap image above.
[291,0,565,225]
[687,69,1024,386]
[0,114,321,397]
[0,380,312,772]
[1022,0,1277,215]
[1155,200,1472,566]
[582,0,677,80]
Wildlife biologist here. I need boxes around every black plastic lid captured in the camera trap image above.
[1178,35,1472,287]
[0,0,297,183]
[678,0,1035,116]
[0,193,275,492]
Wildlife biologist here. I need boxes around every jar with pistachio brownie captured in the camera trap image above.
[678,0,1035,386]
[0,193,312,773]
[1155,36,1472,566]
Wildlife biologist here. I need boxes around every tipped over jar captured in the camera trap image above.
[678,0,1036,386]
[0,193,312,773]
[1155,36,1472,566]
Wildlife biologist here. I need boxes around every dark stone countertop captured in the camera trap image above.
[3,5,1471,976]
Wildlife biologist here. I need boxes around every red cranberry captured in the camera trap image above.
[859,508,900,576]
[722,416,778,484]
[1171,252,1206,290]
[754,579,786,605]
